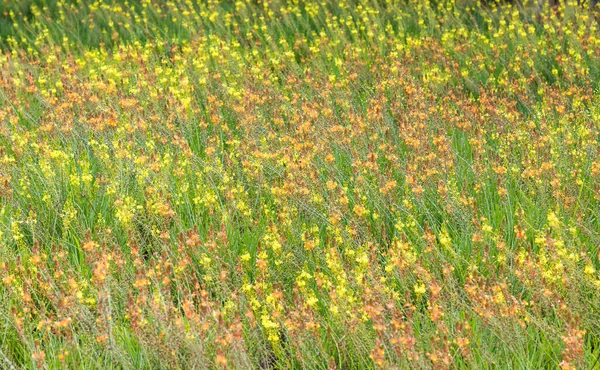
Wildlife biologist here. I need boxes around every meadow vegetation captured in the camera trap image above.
[1,0,600,368]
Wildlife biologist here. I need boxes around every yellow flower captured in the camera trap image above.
[306,295,319,307]
[547,211,560,230]
[414,283,426,296]
[585,264,596,276]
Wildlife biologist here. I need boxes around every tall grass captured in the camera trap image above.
[0,0,599,368]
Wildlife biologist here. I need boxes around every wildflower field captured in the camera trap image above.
[1,0,600,368]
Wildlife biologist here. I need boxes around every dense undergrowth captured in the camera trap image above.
[1,0,600,368]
